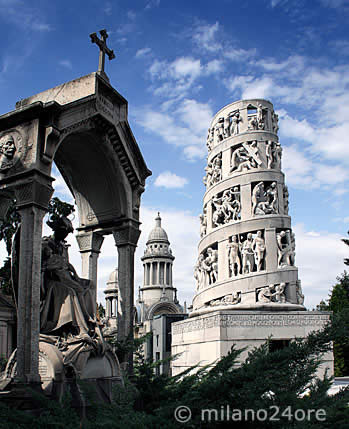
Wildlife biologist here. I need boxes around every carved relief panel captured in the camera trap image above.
[211,186,241,228]
[251,181,279,215]
[226,230,266,277]
[194,244,218,291]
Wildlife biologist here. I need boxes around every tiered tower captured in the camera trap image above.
[171,99,332,376]
[136,213,181,327]
[193,99,304,313]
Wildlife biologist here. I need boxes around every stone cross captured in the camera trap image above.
[90,29,115,81]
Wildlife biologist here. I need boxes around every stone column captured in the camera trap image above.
[265,227,278,271]
[164,262,168,286]
[13,177,53,385]
[76,230,104,310]
[113,221,140,372]
[240,183,251,220]
[150,263,154,285]
[113,298,117,317]
[157,261,160,284]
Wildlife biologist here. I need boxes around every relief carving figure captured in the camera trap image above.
[212,196,225,227]
[40,216,103,347]
[230,146,250,173]
[283,185,289,215]
[215,118,225,143]
[258,283,287,303]
[241,233,254,274]
[277,230,295,268]
[254,181,279,215]
[265,141,282,170]
[202,247,218,285]
[266,141,273,169]
[227,235,241,277]
[252,230,265,272]
[206,128,214,153]
[272,111,279,134]
[210,291,240,306]
[274,142,282,169]
[194,254,206,291]
[0,135,16,171]
[265,182,278,214]
[296,280,304,305]
[224,115,231,138]
[248,115,258,130]
[230,141,261,174]
[199,212,207,238]
[229,110,242,136]
[257,103,266,130]
[252,181,264,214]
[204,153,222,188]
[212,187,241,227]
[272,283,286,303]
[258,285,274,303]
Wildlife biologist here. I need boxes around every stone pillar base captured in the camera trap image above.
[171,310,333,378]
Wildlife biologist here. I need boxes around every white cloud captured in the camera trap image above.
[0,1,52,32]
[223,47,257,61]
[59,60,72,69]
[154,171,189,189]
[31,22,51,31]
[135,47,152,58]
[283,145,317,188]
[135,98,212,160]
[205,59,223,74]
[192,21,221,53]
[103,2,112,15]
[294,223,348,309]
[148,56,203,98]
[279,115,314,142]
[145,0,160,10]
[175,99,213,135]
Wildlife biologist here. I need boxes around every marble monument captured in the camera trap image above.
[172,99,333,376]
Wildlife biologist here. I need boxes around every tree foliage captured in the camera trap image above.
[0,311,348,428]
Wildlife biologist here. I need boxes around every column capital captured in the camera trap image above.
[113,219,141,247]
[75,230,104,253]
[10,173,54,211]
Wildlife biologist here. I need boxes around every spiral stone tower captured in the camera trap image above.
[194,99,303,313]
[171,99,333,376]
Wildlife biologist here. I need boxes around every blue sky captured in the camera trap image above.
[0,0,348,309]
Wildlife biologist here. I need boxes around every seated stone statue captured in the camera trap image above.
[40,216,98,345]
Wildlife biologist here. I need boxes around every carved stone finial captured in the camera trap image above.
[155,212,161,227]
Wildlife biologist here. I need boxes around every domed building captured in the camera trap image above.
[135,213,186,374]
[102,268,119,337]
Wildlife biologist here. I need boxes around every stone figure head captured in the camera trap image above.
[47,215,74,241]
[247,233,252,240]
[232,235,237,243]
[0,135,16,159]
[271,182,276,188]
[257,230,262,238]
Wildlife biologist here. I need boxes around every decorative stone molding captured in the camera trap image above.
[113,220,141,247]
[172,312,330,334]
[76,230,104,253]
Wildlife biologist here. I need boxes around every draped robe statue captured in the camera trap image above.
[40,216,102,350]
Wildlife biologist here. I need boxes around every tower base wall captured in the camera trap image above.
[171,310,333,378]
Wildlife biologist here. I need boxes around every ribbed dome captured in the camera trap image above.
[105,268,119,293]
[147,212,169,243]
